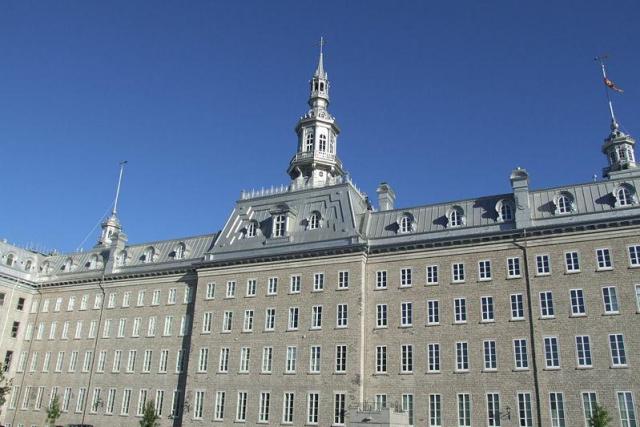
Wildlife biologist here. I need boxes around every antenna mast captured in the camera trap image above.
[595,55,618,128]
[112,161,127,216]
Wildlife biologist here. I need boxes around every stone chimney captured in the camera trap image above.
[376,182,396,211]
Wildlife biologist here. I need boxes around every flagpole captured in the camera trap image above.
[595,55,617,127]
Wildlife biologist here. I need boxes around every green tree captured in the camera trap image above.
[589,403,613,427]
[139,400,160,427]
[0,362,13,414]
[45,394,61,426]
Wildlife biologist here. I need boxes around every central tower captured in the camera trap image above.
[288,39,345,189]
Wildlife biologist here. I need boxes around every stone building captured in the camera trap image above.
[0,47,639,427]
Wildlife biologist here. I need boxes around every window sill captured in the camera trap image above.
[602,312,620,316]
[426,323,440,327]
[569,314,587,318]
[425,283,439,286]
[453,322,468,325]
[513,368,530,372]
[509,318,525,322]
[610,365,628,369]
[336,287,349,291]
[565,270,581,274]
[374,287,388,291]
[372,372,388,376]
[398,372,414,375]
[453,370,469,374]
[543,367,561,371]
[398,325,413,329]
[426,371,441,374]
[596,267,613,272]
[539,317,555,320]
[576,366,593,370]
[480,320,496,324]
[399,285,413,289]
[451,281,466,285]
[244,295,256,298]
[507,275,522,280]
[482,369,497,373]
[478,278,492,283]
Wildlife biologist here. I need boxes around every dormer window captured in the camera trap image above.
[245,221,258,238]
[40,261,51,274]
[554,192,575,215]
[174,243,186,260]
[5,254,15,267]
[318,134,327,152]
[141,247,155,263]
[305,130,314,152]
[273,214,287,238]
[62,258,73,272]
[116,250,127,267]
[24,260,33,272]
[448,207,464,228]
[309,212,321,230]
[399,215,413,233]
[88,255,99,270]
[496,200,515,222]
[615,184,636,207]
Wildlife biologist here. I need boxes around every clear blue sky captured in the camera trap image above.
[1,1,639,252]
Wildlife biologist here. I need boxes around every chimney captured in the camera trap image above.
[376,182,396,211]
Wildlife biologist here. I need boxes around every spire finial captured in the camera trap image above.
[112,160,127,217]
[315,36,326,78]
[595,55,623,129]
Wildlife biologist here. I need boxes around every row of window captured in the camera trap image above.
[207,271,350,299]
[28,286,192,314]
[24,314,191,342]
[375,333,628,375]
[374,245,640,288]
[15,344,349,376]
[374,284,639,328]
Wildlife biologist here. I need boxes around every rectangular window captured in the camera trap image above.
[401,302,413,326]
[121,292,130,308]
[286,346,297,373]
[168,288,177,304]
[206,282,215,299]
[184,286,192,304]
[243,309,254,332]
[288,307,299,330]
[540,291,555,318]
[152,289,160,305]
[456,341,469,371]
[307,392,319,424]
[53,352,64,373]
[484,340,497,370]
[112,350,121,372]
[596,248,613,269]
[202,312,212,333]
[273,214,287,237]
[106,388,116,415]
[375,394,387,411]
[518,393,533,427]
[82,350,93,372]
[283,392,294,424]
[609,334,627,366]
[222,311,233,332]
[508,256,521,278]
[54,297,62,312]
[89,388,101,413]
[261,347,273,373]
[617,391,637,427]
[69,351,78,372]
[549,392,566,427]
[159,349,168,373]
[376,270,387,289]
[629,245,640,266]
[336,304,348,327]
[428,343,440,372]
[236,391,248,421]
[214,391,225,421]
[117,318,126,338]
[536,254,550,275]
[429,394,442,427]
[268,277,278,295]
[544,336,560,368]
[163,316,173,336]
[400,268,412,287]
[193,390,204,419]
[132,317,141,337]
[120,389,132,415]
[61,321,69,339]
[80,294,89,310]
[309,346,321,373]
[481,296,495,322]
[136,290,145,307]
[239,347,251,373]
[154,389,164,416]
[401,344,413,373]
[458,393,471,427]
[452,262,465,282]
[96,350,106,373]
[335,345,347,372]
[602,286,620,314]
[511,293,524,320]
[375,346,386,373]
[426,265,439,284]
[75,320,83,339]
[179,314,190,336]
[126,350,136,372]
[376,304,388,328]
[311,305,323,329]
[62,387,72,412]
[427,300,439,325]
[42,351,51,372]
[565,251,580,272]
[198,348,208,372]
[479,260,492,280]
[171,390,181,418]
[636,285,640,312]
[107,293,115,308]
[454,297,467,323]
[338,271,349,289]
[570,289,586,315]
[334,393,346,425]
[576,336,592,367]
[136,389,148,416]
[582,392,598,425]
[514,339,529,369]
[265,308,275,331]
[218,348,229,372]
[259,391,271,422]
[289,275,301,293]
[402,393,415,426]
[243,279,256,297]
[226,280,236,298]
[487,393,501,427]
[75,387,87,413]
[313,273,324,291]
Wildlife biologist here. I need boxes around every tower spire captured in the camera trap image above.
[97,161,128,247]
[288,39,344,188]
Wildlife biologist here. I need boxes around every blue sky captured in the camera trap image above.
[1,1,639,252]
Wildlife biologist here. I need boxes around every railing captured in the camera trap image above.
[290,150,338,163]
[239,174,367,201]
